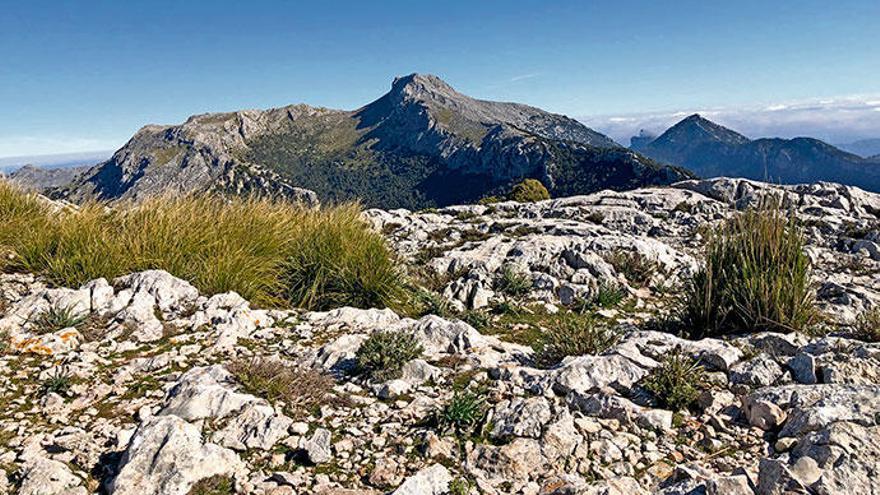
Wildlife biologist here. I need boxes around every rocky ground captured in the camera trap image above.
[1,178,880,494]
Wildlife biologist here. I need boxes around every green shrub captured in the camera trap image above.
[478,196,501,205]
[227,358,333,418]
[641,351,706,411]
[355,330,423,381]
[187,475,234,495]
[0,181,405,311]
[854,307,880,342]
[494,266,532,297]
[509,179,550,203]
[534,313,620,367]
[449,478,472,495]
[30,304,87,334]
[679,207,817,338]
[605,250,659,288]
[439,389,487,437]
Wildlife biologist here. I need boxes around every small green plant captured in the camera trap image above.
[605,250,659,288]
[413,288,452,317]
[227,358,333,418]
[40,368,73,397]
[478,196,501,205]
[449,477,472,495]
[187,475,234,495]
[534,313,620,368]
[494,266,532,297]
[439,389,487,437]
[574,282,625,312]
[508,179,550,203]
[460,309,491,331]
[641,350,706,411]
[854,307,880,342]
[355,330,423,381]
[31,304,87,334]
[679,206,817,338]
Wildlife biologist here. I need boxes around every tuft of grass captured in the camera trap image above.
[494,266,532,297]
[439,389,487,437]
[187,475,234,495]
[355,330,423,382]
[678,206,817,338]
[853,307,880,342]
[641,350,706,412]
[460,309,491,331]
[605,250,659,288]
[508,179,550,203]
[449,478,472,495]
[533,313,620,368]
[573,282,626,312]
[0,181,405,311]
[227,358,334,418]
[284,203,407,311]
[40,368,73,397]
[30,304,87,334]
[412,288,453,318]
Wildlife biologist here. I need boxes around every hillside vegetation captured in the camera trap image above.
[0,180,405,309]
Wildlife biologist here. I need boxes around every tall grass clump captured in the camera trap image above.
[679,205,817,338]
[0,180,405,310]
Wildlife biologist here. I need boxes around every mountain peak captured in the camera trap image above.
[660,114,750,147]
[389,73,458,99]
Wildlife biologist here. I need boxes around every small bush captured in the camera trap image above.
[641,351,706,411]
[679,206,817,338]
[227,358,333,418]
[494,266,532,297]
[187,475,234,495]
[31,304,87,334]
[355,331,423,381]
[534,313,620,368]
[478,196,501,205]
[0,181,405,311]
[509,179,550,203]
[854,307,880,342]
[449,478,472,495]
[440,389,487,437]
[605,250,659,288]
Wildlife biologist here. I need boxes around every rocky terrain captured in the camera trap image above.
[2,165,89,194]
[632,115,880,192]
[2,177,880,494]
[58,74,688,209]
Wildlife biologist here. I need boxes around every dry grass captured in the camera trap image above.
[227,357,334,418]
[533,313,620,368]
[0,180,405,310]
[854,307,880,342]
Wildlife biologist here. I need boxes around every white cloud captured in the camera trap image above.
[509,72,542,82]
[580,94,880,146]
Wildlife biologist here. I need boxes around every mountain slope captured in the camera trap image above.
[61,74,689,208]
[4,164,89,193]
[634,115,880,192]
[837,138,880,158]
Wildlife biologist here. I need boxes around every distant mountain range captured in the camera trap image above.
[0,151,110,174]
[631,115,880,192]
[835,138,880,158]
[57,74,689,208]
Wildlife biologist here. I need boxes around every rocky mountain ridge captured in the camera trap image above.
[59,74,688,209]
[1,178,880,494]
[632,115,880,192]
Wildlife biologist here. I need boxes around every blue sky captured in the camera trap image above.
[1,0,879,157]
